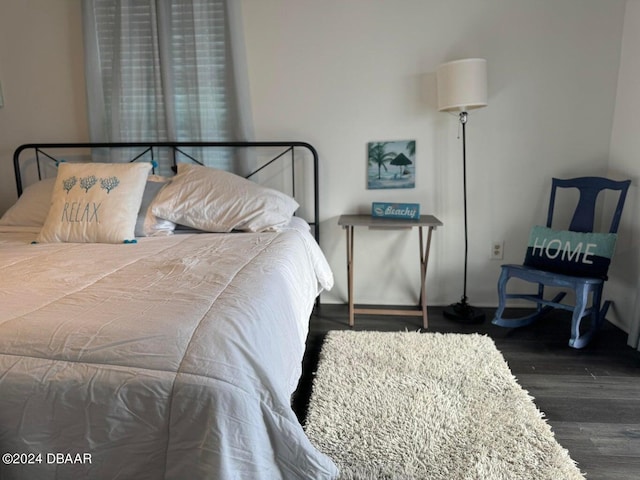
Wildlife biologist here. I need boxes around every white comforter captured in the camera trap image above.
[0,225,338,479]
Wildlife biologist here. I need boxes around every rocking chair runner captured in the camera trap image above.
[492,176,631,349]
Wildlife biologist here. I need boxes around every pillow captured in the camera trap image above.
[150,163,299,232]
[135,175,176,237]
[0,178,55,227]
[523,225,617,279]
[37,162,151,244]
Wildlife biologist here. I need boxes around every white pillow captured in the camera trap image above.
[135,175,176,237]
[150,163,299,233]
[0,178,55,227]
[37,162,151,243]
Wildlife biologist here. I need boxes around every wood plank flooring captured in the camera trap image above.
[293,305,640,480]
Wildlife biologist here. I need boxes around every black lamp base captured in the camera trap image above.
[443,298,485,324]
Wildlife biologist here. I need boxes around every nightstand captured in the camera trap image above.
[338,214,443,328]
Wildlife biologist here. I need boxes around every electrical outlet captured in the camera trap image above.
[491,241,504,260]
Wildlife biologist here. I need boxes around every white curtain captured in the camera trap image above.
[82,0,253,174]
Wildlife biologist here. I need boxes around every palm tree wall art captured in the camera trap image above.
[367,140,416,189]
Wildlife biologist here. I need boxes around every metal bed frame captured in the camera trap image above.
[13,141,321,243]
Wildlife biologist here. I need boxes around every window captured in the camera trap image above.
[83,0,248,172]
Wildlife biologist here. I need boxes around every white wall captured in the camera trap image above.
[608,0,640,337]
[0,0,88,212]
[240,0,626,308]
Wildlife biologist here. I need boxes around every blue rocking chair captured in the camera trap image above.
[492,177,631,349]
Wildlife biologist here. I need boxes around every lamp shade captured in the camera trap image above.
[436,58,487,112]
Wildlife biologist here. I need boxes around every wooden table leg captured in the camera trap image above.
[418,226,434,329]
[346,225,355,327]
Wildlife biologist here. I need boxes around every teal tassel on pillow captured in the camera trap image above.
[123,239,138,244]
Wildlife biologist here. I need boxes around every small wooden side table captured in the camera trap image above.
[338,214,443,328]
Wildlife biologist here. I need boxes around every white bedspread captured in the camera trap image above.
[0,226,338,479]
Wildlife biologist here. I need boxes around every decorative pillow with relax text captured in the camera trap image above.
[36,162,151,244]
[523,225,617,279]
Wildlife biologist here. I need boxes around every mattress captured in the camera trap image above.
[0,224,338,479]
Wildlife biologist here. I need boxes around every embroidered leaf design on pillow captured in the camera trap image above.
[100,176,120,194]
[80,175,98,192]
[62,176,77,193]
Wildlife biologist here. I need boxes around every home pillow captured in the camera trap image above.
[135,175,176,237]
[150,163,299,232]
[37,162,151,243]
[523,225,617,279]
[0,178,55,227]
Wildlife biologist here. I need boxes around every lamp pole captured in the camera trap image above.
[460,111,469,305]
[442,111,485,323]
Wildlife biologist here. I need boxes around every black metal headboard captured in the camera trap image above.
[13,141,320,242]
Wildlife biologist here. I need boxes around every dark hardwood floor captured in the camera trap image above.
[293,304,640,480]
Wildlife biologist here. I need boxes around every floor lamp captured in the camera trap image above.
[437,58,488,323]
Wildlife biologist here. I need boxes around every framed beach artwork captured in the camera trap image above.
[367,140,416,189]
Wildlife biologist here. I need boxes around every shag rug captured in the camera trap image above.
[304,331,584,480]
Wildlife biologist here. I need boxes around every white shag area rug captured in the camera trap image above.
[304,331,585,480]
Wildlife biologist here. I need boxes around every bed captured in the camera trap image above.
[0,142,339,480]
